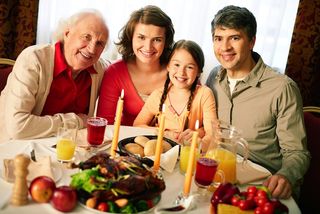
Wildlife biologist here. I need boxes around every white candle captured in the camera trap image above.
[111,89,124,157]
[183,120,199,197]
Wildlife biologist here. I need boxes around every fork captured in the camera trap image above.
[30,149,36,161]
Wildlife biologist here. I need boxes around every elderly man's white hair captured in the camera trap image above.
[52,9,108,43]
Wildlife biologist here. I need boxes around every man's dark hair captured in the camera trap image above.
[211,5,257,40]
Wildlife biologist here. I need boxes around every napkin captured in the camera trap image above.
[76,128,112,150]
[236,161,271,185]
[147,145,179,173]
[2,155,54,183]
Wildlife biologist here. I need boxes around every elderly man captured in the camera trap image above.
[0,9,109,142]
[206,5,310,200]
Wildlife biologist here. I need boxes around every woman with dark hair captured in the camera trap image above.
[134,40,217,150]
[97,5,175,126]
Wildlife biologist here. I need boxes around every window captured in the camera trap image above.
[37,0,299,82]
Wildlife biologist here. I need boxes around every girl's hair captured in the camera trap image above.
[52,9,108,43]
[158,40,205,120]
[116,5,175,65]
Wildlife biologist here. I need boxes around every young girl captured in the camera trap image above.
[133,40,217,151]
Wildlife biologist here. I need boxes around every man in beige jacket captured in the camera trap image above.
[0,9,109,142]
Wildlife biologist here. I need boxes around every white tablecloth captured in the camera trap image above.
[0,126,301,214]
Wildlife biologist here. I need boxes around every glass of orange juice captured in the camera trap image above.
[179,141,200,174]
[56,122,77,163]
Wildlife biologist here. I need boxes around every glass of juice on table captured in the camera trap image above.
[56,121,77,163]
[179,140,200,174]
[194,156,224,198]
[87,117,107,151]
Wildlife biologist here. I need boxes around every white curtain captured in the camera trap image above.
[37,0,299,82]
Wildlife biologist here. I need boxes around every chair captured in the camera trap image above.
[299,106,320,213]
[0,57,15,92]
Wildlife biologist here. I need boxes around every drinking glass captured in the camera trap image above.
[194,156,224,198]
[179,141,200,174]
[56,121,77,163]
[87,117,107,151]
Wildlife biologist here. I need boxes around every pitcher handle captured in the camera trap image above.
[238,137,249,164]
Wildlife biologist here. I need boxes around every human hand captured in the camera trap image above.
[77,114,89,128]
[177,129,193,144]
[262,174,292,199]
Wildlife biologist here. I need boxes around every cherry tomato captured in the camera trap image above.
[238,199,255,210]
[231,195,241,206]
[256,189,268,199]
[146,199,153,209]
[247,186,257,195]
[254,206,264,214]
[240,191,248,198]
[97,202,109,212]
[254,196,269,208]
[247,192,256,201]
[262,202,275,214]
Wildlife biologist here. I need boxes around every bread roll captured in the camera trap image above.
[134,136,150,148]
[125,143,144,157]
[144,139,157,156]
[162,140,172,153]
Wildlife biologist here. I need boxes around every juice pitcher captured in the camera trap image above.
[205,121,249,184]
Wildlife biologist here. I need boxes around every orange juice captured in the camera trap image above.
[206,148,237,184]
[179,146,200,174]
[57,138,76,161]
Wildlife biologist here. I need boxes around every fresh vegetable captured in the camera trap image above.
[120,203,138,213]
[136,200,149,211]
[107,201,119,213]
[85,197,97,208]
[97,202,108,212]
[211,182,240,212]
[70,153,165,213]
[211,184,288,214]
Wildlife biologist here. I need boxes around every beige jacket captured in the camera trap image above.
[0,44,107,142]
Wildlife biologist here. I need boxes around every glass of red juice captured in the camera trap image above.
[87,117,108,146]
[195,157,224,192]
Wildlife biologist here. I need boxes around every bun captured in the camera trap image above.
[162,140,172,153]
[144,139,157,156]
[134,136,150,148]
[125,143,144,157]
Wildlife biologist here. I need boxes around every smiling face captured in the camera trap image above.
[167,48,199,90]
[213,26,255,74]
[63,14,109,72]
[132,23,166,65]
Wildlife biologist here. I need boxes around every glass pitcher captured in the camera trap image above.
[205,121,249,184]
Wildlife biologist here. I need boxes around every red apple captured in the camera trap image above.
[51,186,77,212]
[29,176,56,203]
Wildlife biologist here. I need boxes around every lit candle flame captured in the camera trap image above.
[120,89,124,99]
[195,119,199,130]
[162,104,165,113]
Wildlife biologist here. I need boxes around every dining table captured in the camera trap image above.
[0,125,301,214]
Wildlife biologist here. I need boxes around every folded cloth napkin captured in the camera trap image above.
[236,160,271,185]
[147,145,180,173]
[76,128,112,150]
[2,155,53,183]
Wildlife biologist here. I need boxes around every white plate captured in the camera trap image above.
[27,164,63,183]
[78,196,160,214]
